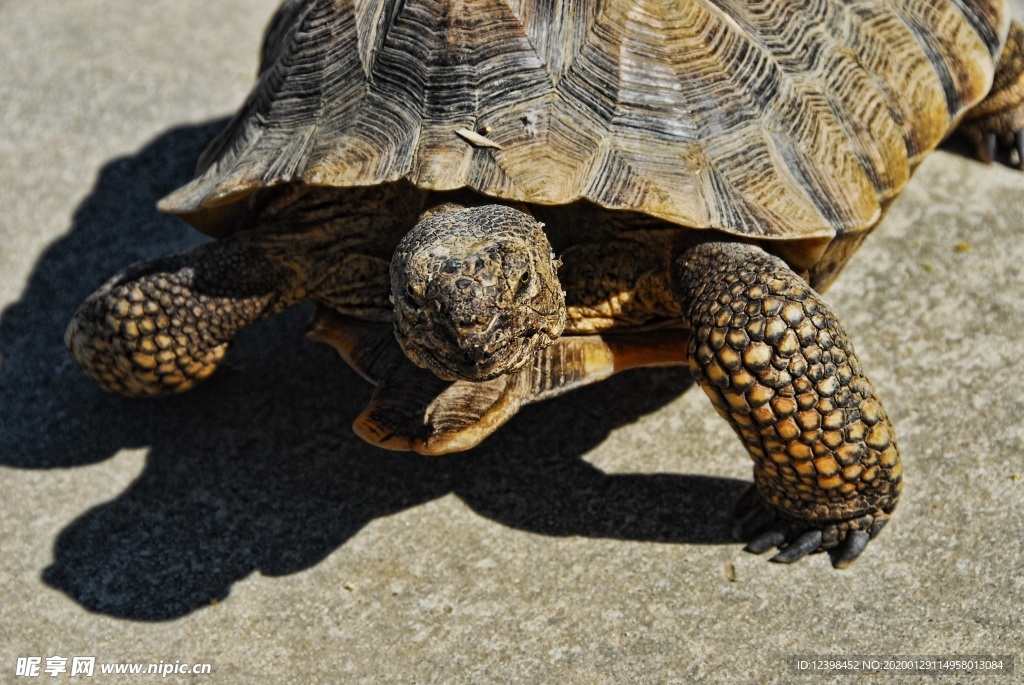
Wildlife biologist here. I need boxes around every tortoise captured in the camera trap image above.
[66,0,1024,567]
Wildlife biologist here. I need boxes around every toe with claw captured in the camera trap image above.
[963,126,1024,169]
[732,486,889,569]
[959,21,1024,169]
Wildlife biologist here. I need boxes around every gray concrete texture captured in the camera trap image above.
[1,1,1022,683]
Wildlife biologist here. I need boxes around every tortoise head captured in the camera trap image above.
[391,204,566,382]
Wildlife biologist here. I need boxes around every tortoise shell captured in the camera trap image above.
[160,0,1007,257]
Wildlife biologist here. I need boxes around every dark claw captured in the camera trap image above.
[831,530,871,569]
[982,132,998,164]
[770,529,823,564]
[743,522,790,554]
[869,516,889,538]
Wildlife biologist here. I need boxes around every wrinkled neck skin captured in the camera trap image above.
[391,202,566,382]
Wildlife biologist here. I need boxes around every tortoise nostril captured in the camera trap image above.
[515,269,532,298]
[404,284,422,310]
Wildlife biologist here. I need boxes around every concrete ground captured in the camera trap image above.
[1,2,1021,683]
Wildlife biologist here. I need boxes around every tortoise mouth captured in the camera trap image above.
[397,323,550,382]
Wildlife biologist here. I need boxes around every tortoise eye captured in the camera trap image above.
[520,271,531,284]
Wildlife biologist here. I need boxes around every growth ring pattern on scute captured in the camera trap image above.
[161,0,1006,241]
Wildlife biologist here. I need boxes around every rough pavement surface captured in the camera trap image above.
[2,2,1022,683]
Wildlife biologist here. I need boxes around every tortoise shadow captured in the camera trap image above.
[0,121,746,621]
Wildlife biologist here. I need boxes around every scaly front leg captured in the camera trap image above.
[66,185,419,397]
[65,235,299,396]
[675,242,902,568]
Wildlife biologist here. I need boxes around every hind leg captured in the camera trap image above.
[960,21,1024,167]
[675,242,902,568]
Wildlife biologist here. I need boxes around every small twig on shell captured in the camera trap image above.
[455,128,503,149]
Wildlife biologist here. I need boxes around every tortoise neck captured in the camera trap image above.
[418,190,535,224]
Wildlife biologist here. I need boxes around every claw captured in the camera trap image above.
[831,530,871,569]
[982,131,999,164]
[743,522,790,554]
[869,516,889,538]
[1015,130,1024,169]
[770,529,823,563]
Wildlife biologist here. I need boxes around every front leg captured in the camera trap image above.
[65,236,298,397]
[66,185,417,397]
[675,242,902,568]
